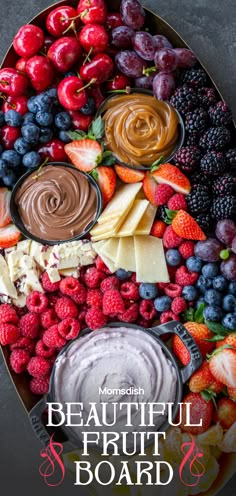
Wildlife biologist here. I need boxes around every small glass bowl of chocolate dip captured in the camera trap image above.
[97,88,185,170]
[10,162,102,245]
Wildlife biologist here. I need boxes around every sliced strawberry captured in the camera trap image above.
[142,171,158,206]
[0,188,11,228]
[209,348,236,389]
[64,138,102,172]
[93,166,116,207]
[152,163,191,194]
[0,224,21,248]
[114,165,145,184]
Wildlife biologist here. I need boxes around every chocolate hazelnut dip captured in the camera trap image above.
[102,93,179,167]
[15,165,98,242]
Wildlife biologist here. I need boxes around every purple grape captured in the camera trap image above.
[135,73,156,89]
[120,0,145,30]
[132,31,155,61]
[154,48,178,71]
[153,35,173,50]
[194,238,224,262]
[221,254,236,281]
[115,50,146,78]
[152,72,175,100]
[111,26,134,48]
[174,48,197,68]
[215,219,236,247]
[232,236,236,255]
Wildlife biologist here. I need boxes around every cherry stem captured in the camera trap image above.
[0,80,9,86]
[62,20,77,35]
[0,93,7,101]
[32,157,49,181]
[83,47,93,65]
[143,66,157,76]
[76,78,97,93]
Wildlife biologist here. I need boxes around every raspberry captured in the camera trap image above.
[103,289,125,316]
[175,266,198,286]
[55,296,78,320]
[35,339,55,358]
[118,303,139,323]
[0,304,19,325]
[155,184,174,205]
[84,267,105,288]
[164,283,182,298]
[70,284,87,305]
[86,289,103,308]
[30,376,50,395]
[150,220,167,238]
[19,313,39,339]
[160,311,180,324]
[41,272,60,292]
[130,273,138,284]
[178,241,195,259]
[163,226,183,248]
[58,318,80,340]
[95,256,112,274]
[78,308,87,324]
[10,336,35,355]
[100,276,120,293]
[43,325,66,349]
[10,349,30,373]
[136,317,151,328]
[139,300,156,320]
[60,277,85,302]
[27,356,51,378]
[171,297,187,314]
[47,294,60,308]
[120,282,139,301]
[0,323,19,345]
[40,309,59,329]
[85,307,108,330]
[26,291,48,314]
[168,193,187,211]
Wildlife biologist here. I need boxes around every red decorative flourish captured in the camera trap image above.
[179,434,205,487]
[39,434,65,487]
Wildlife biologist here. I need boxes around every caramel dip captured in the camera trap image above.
[15,165,98,242]
[102,93,179,167]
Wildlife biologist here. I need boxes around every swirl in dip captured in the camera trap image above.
[102,93,179,167]
[14,165,98,242]
[53,326,177,450]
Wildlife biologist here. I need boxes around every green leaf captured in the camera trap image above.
[200,390,214,403]
[67,130,86,140]
[194,303,205,323]
[88,116,104,140]
[101,154,116,166]
[204,335,226,342]
[183,308,195,322]
[205,320,230,335]
[151,155,166,172]
[91,169,98,181]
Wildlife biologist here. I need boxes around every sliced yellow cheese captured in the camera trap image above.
[115,237,136,272]
[100,238,119,262]
[134,235,170,283]
[116,199,149,237]
[97,183,142,224]
[92,240,116,273]
[91,229,119,242]
[134,203,157,235]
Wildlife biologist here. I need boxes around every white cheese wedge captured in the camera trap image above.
[116,199,149,237]
[134,236,170,283]
[97,183,142,224]
[115,237,136,272]
[134,203,157,235]
[59,268,79,278]
[92,240,116,273]
[47,267,61,283]
[0,255,17,298]
[100,238,119,262]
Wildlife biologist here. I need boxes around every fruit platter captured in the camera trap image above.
[0,0,236,493]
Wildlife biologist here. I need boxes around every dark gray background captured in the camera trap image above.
[0,0,236,494]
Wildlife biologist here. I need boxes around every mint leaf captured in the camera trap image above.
[88,116,104,140]
[194,303,205,323]
[67,130,86,140]
[205,320,230,335]
[183,308,195,322]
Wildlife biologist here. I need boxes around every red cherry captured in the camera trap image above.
[13,24,44,58]
[26,55,54,91]
[89,85,105,109]
[106,73,131,90]
[77,0,107,25]
[79,24,108,55]
[0,125,21,150]
[47,37,82,72]
[46,6,79,37]
[105,12,123,30]
[37,139,67,162]
[80,53,114,85]
[2,95,28,115]
[0,68,28,96]
[15,57,28,73]
[68,110,93,131]
[57,76,89,111]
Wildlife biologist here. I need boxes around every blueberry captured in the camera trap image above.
[14,137,31,155]
[22,151,41,169]
[186,256,203,272]
[203,305,222,322]
[165,249,181,267]
[195,296,205,308]
[54,112,71,130]
[58,130,71,143]
[0,159,8,178]
[1,150,21,168]
[0,144,3,155]
[222,294,236,313]
[39,127,53,144]
[2,169,18,187]
[27,96,39,113]
[45,88,58,99]
[139,283,158,300]
[202,263,219,278]
[22,112,35,124]
[4,109,22,127]
[34,93,52,112]
[154,296,172,312]
[228,282,236,296]
[116,269,132,280]
[182,285,198,301]
[21,124,40,144]
[222,313,236,331]
[35,111,53,127]
[196,275,212,293]
[63,71,76,78]
[204,288,222,306]
[80,97,96,115]
[212,275,228,292]
[0,110,5,127]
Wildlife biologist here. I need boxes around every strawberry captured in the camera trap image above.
[209,347,236,388]
[179,392,213,435]
[143,171,158,206]
[227,387,236,400]
[152,163,191,194]
[216,333,236,349]
[114,164,145,184]
[64,138,102,172]
[150,220,166,238]
[189,361,224,394]
[0,224,21,248]
[171,210,206,240]
[92,166,116,207]
[213,397,236,429]
[0,188,11,228]
[172,322,214,365]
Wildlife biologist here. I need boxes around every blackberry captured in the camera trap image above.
[189,170,210,187]
[211,196,236,220]
[200,151,227,175]
[212,174,235,196]
[225,148,236,170]
[170,85,199,116]
[185,107,208,135]
[181,68,208,88]
[173,146,202,173]
[184,133,199,146]
[208,101,232,126]
[158,204,168,222]
[197,87,217,108]
[195,213,212,233]
[187,185,211,214]
[199,126,231,151]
